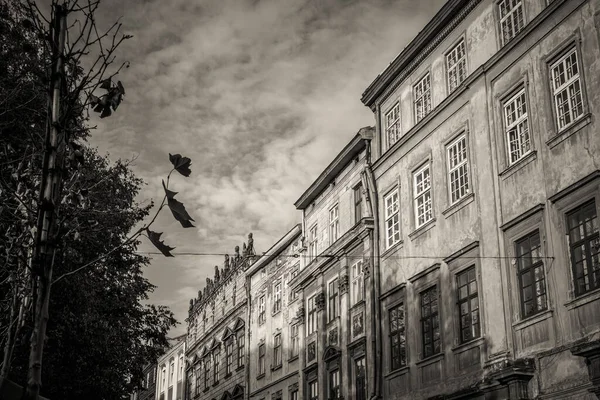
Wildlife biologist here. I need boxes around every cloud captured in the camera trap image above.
[90,0,445,334]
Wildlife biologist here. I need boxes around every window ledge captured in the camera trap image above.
[350,299,366,312]
[384,365,410,379]
[327,316,340,327]
[499,151,537,180]
[271,364,282,372]
[203,387,209,393]
[212,381,219,387]
[442,193,475,218]
[565,287,600,311]
[256,373,265,380]
[408,219,436,241]
[224,372,232,379]
[236,365,245,372]
[272,309,281,317]
[513,309,553,331]
[451,336,485,353]
[288,355,299,363]
[381,240,404,260]
[546,113,592,149]
[415,352,444,367]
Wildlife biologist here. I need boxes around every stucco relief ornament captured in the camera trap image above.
[353,312,364,337]
[296,306,305,323]
[363,259,371,279]
[307,342,316,361]
[329,327,338,345]
[315,292,326,310]
[339,274,349,294]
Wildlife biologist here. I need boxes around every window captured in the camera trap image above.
[389,303,406,370]
[414,73,431,123]
[273,282,282,314]
[447,135,470,204]
[420,286,440,358]
[161,367,166,392]
[291,323,299,357]
[309,225,318,262]
[514,231,548,317]
[384,188,400,248]
[503,88,530,165]
[351,260,364,305]
[204,358,211,389]
[169,361,174,386]
[498,0,524,46]
[146,372,150,389]
[258,295,266,324]
[456,267,481,342]
[446,38,466,93]
[274,334,282,367]
[354,357,367,400]
[414,164,433,228]
[237,330,245,368]
[385,102,401,148]
[329,204,339,245]
[328,278,339,322]
[195,368,201,395]
[179,356,183,381]
[226,341,234,375]
[307,295,317,335]
[290,267,299,301]
[354,183,363,223]
[550,48,584,131]
[258,344,265,375]
[308,380,318,400]
[214,352,220,383]
[290,389,298,400]
[567,200,599,296]
[329,369,340,399]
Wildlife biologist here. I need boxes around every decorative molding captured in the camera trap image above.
[443,241,479,264]
[339,274,349,295]
[307,341,317,362]
[352,312,364,338]
[315,292,326,311]
[408,263,440,284]
[329,327,339,346]
[548,170,600,203]
[295,306,305,323]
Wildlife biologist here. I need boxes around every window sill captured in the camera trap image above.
[224,372,232,379]
[256,373,265,380]
[415,352,444,367]
[288,355,299,363]
[327,316,340,327]
[512,309,553,331]
[272,309,281,317]
[203,388,209,393]
[546,112,592,149]
[451,336,485,353]
[350,299,366,312]
[408,219,436,241]
[442,193,475,218]
[499,150,537,180]
[381,240,404,260]
[236,365,245,372]
[271,364,282,372]
[384,365,409,379]
[565,287,600,311]
[212,381,219,387]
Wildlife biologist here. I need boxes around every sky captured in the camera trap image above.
[88,0,446,335]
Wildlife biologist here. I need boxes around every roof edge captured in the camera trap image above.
[246,224,302,277]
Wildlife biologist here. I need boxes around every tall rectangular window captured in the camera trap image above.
[414,164,433,228]
[515,231,547,317]
[420,286,440,358]
[290,267,299,301]
[274,334,282,367]
[213,352,220,383]
[307,295,317,334]
[309,224,318,262]
[308,380,319,400]
[414,73,431,123]
[258,295,266,324]
[179,356,183,381]
[273,281,282,314]
[457,267,480,342]
[354,183,363,223]
[329,205,339,245]
[503,88,530,165]
[354,357,367,400]
[237,330,245,368]
[498,0,525,46]
[204,358,211,389]
[226,341,234,375]
[389,303,406,370]
[385,188,401,248]
[169,362,174,386]
[446,38,466,92]
[385,102,401,148]
[195,369,201,395]
[329,369,340,399]
[567,200,599,296]
[447,135,470,204]
[291,323,299,357]
[258,344,265,375]
[551,48,584,131]
[352,260,364,305]
[290,389,298,400]
[328,278,339,322]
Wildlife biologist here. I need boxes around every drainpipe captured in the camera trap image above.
[362,135,382,400]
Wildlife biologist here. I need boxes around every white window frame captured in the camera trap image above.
[447,134,470,204]
[290,323,299,357]
[384,188,401,249]
[414,73,431,123]
[307,294,317,335]
[329,204,339,245]
[446,38,467,93]
[385,102,401,149]
[550,47,584,131]
[413,164,433,228]
[258,295,266,324]
[351,260,364,305]
[308,224,318,262]
[273,281,282,313]
[503,88,530,165]
[498,0,525,47]
[327,277,339,322]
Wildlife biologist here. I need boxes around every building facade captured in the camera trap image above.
[157,336,186,400]
[130,363,158,400]
[185,236,256,400]
[361,0,600,399]
[246,225,303,400]
[289,127,377,400]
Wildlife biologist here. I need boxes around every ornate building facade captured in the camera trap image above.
[361,0,600,399]
[157,335,186,400]
[185,235,256,400]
